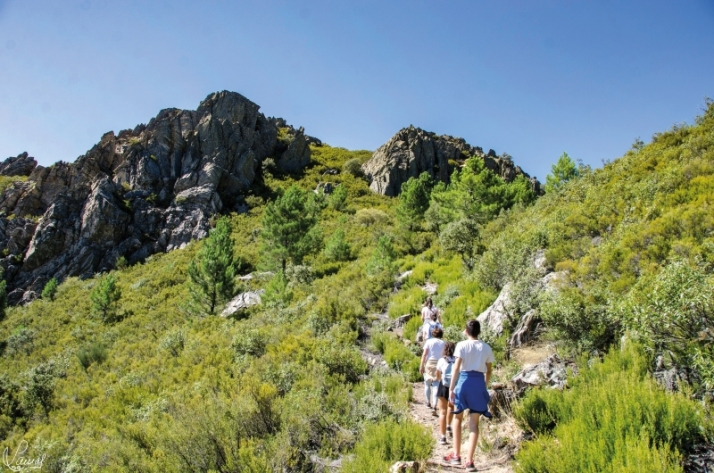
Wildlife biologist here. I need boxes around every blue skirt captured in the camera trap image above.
[453,371,492,417]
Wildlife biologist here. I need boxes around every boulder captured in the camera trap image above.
[221,290,265,317]
[389,461,422,473]
[394,313,413,328]
[511,354,575,393]
[0,91,314,302]
[362,125,538,197]
[509,309,542,348]
[683,443,714,473]
[477,283,512,336]
[0,152,37,176]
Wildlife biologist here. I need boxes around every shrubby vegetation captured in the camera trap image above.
[1,100,713,472]
[514,344,711,472]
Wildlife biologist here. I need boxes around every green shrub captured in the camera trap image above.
[341,419,433,473]
[6,326,36,355]
[619,261,714,391]
[232,328,268,360]
[262,271,293,308]
[382,336,420,382]
[160,328,186,357]
[317,343,368,384]
[343,158,365,178]
[355,208,390,227]
[514,344,711,473]
[328,184,348,211]
[324,229,352,262]
[41,277,59,301]
[76,342,108,370]
[90,273,122,323]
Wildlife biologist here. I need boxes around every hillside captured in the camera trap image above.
[0,99,713,473]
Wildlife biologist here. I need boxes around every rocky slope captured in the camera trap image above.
[0,91,312,303]
[362,126,540,196]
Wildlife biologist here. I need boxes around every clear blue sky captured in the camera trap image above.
[1,0,712,181]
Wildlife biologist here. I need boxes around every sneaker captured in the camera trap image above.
[438,436,448,445]
[426,401,431,409]
[446,425,453,438]
[443,451,461,465]
[431,408,439,417]
[465,461,477,472]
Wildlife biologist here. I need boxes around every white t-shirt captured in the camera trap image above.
[421,305,437,322]
[436,356,455,377]
[423,338,445,361]
[454,339,494,372]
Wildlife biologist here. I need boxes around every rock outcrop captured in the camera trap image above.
[0,91,312,303]
[0,152,37,177]
[362,125,540,196]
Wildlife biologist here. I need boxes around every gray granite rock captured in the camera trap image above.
[0,152,37,176]
[0,91,312,303]
[362,125,540,196]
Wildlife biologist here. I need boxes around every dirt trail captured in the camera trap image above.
[408,382,516,472]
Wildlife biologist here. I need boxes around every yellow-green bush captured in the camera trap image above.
[514,344,711,473]
[341,419,433,473]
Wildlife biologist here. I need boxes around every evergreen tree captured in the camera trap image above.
[91,274,122,323]
[0,278,6,322]
[327,184,348,211]
[187,217,239,316]
[545,152,580,193]
[261,185,322,272]
[396,172,433,230]
[366,235,396,276]
[324,228,352,262]
[439,218,481,270]
[42,277,59,301]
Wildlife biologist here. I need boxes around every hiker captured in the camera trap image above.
[419,326,445,414]
[435,341,456,445]
[443,320,494,472]
[421,310,443,341]
[421,297,441,324]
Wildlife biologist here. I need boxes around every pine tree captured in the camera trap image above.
[90,274,122,323]
[0,279,6,322]
[545,152,580,193]
[261,185,321,272]
[324,228,352,262]
[187,217,239,316]
[42,277,59,301]
[396,172,433,230]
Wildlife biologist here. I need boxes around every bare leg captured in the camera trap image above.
[447,402,454,426]
[466,413,481,463]
[437,396,448,436]
[452,411,464,457]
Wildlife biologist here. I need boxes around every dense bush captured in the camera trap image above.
[514,344,712,472]
[76,341,108,370]
[341,419,433,473]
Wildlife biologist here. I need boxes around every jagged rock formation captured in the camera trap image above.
[0,152,37,176]
[362,125,540,196]
[0,91,312,303]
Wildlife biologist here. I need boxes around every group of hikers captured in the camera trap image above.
[417,297,494,472]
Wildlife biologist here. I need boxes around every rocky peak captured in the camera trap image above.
[0,91,312,303]
[0,152,37,177]
[361,125,539,196]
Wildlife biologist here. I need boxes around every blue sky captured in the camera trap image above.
[0,1,712,181]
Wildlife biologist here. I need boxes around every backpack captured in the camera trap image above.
[424,321,442,339]
[443,358,454,385]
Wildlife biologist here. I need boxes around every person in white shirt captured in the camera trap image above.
[421,311,443,341]
[443,320,494,472]
[420,297,441,324]
[419,327,445,412]
[435,341,456,445]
